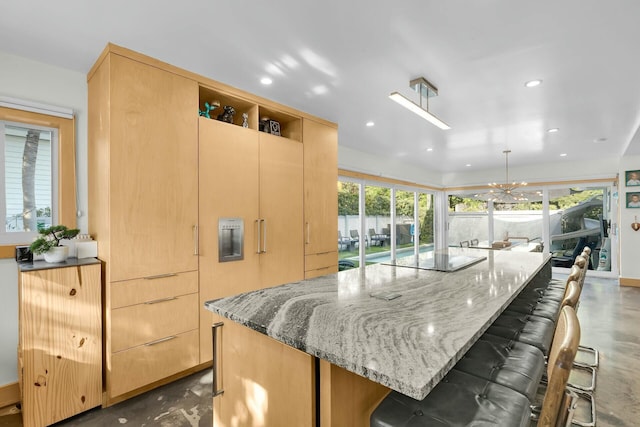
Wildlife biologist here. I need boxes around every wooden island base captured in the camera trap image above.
[211,313,390,427]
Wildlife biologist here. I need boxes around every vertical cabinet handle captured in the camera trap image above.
[193,225,199,256]
[306,222,310,245]
[262,219,267,253]
[211,322,225,397]
[256,219,261,254]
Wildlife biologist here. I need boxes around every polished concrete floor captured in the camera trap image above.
[1,273,638,426]
[568,274,640,426]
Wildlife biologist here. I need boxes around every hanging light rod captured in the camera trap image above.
[389,77,451,130]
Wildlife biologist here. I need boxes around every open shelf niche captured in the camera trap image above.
[198,85,302,142]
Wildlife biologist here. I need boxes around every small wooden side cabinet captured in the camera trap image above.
[18,258,102,427]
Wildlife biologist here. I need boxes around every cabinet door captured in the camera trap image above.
[21,264,102,426]
[109,55,199,281]
[199,118,260,362]
[303,119,338,256]
[258,132,304,288]
[212,314,315,427]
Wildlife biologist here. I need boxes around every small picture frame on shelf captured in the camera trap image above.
[627,192,640,208]
[269,120,281,136]
[625,170,640,186]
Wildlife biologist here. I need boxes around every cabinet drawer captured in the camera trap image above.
[110,271,198,309]
[305,252,337,272]
[305,265,337,279]
[110,329,199,398]
[111,293,199,352]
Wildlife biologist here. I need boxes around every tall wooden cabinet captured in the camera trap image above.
[18,260,102,427]
[88,47,200,405]
[87,43,337,407]
[303,118,339,278]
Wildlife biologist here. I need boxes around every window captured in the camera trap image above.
[0,106,76,256]
[338,174,437,268]
[1,121,57,243]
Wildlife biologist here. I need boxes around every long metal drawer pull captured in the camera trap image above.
[143,273,177,280]
[212,322,225,397]
[144,336,177,346]
[144,297,178,305]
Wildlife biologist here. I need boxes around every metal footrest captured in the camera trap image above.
[569,364,596,393]
[569,388,596,427]
[576,344,599,368]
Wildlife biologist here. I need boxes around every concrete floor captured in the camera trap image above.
[0,370,212,427]
[1,273,638,426]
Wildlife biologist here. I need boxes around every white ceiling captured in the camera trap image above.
[2,0,640,175]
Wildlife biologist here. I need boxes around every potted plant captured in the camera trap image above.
[29,225,80,263]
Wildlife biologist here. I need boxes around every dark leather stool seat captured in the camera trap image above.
[504,296,562,321]
[454,334,545,401]
[485,312,555,355]
[517,283,565,303]
[370,369,531,427]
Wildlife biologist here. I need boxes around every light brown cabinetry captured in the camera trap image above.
[198,117,303,362]
[211,314,315,427]
[88,48,200,405]
[303,118,338,277]
[18,261,102,427]
[88,43,337,408]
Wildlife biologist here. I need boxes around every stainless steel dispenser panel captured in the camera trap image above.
[218,218,244,262]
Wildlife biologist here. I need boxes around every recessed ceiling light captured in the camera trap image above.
[260,77,273,85]
[465,164,472,167]
[594,137,608,143]
[426,148,433,152]
[366,121,375,127]
[547,128,559,133]
[525,79,542,88]
[560,153,567,157]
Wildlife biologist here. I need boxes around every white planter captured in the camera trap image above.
[44,246,69,263]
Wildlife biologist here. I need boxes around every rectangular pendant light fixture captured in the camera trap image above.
[389,77,450,130]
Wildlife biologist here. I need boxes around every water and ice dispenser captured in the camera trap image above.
[218,218,244,262]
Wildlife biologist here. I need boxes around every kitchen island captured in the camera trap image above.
[205,248,551,426]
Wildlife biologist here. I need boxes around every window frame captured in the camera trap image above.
[0,106,76,258]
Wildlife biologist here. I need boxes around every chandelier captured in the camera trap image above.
[476,150,535,203]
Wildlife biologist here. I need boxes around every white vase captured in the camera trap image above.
[44,246,69,263]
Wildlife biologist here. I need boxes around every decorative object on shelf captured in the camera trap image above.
[242,113,249,128]
[15,245,33,263]
[627,192,640,208]
[389,76,451,130]
[217,105,236,123]
[269,119,281,136]
[474,150,541,203]
[625,169,640,186]
[259,117,271,133]
[29,224,80,263]
[632,216,640,231]
[199,101,220,119]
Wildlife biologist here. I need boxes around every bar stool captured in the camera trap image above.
[455,280,581,402]
[370,306,582,427]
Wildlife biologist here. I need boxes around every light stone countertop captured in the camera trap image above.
[205,248,551,400]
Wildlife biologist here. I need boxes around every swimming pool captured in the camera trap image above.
[344,244,435,264]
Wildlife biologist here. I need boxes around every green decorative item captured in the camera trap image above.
[199,101,221,119]
[29,225,80,259]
